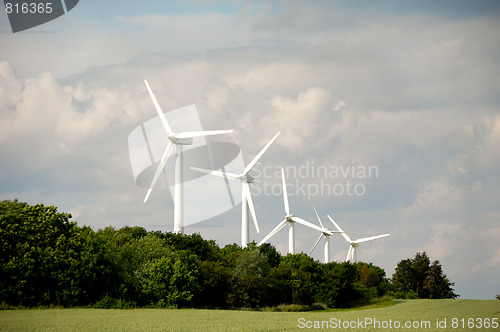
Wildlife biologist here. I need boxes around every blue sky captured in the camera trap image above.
[1,1,499,300]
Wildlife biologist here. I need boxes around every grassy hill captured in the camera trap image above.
[1,299,499,331]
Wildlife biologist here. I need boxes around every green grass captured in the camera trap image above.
[0,300,499,331]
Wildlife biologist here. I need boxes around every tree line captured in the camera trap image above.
[0,200,457,309]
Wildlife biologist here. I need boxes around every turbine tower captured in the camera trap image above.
[191,132,280,247]
[327,215,389,263]
[258,168,331,254]
[143,79,233,234]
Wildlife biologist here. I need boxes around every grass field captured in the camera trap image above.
[0,300,499,331]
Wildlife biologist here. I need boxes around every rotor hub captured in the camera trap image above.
[239,174,254,183]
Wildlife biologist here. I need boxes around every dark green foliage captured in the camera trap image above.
[144,250,200,307]
[234,249,270,277]
[196,261,231,308]
[392,252,458,299]
[95,226,172,304]
[0,200,110,306]
[326,262,358,307]
[158,232,220,262]
[3,200,458,309]
[246,241,282,268]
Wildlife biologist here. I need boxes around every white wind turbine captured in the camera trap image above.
[308,201,346,263]
[327,215,389,263]
[191,132,280,247]
[258,168,332,254]
[143,79,233,234]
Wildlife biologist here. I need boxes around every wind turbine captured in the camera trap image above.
[191,132,280,247]
[308,201,346,263]
[143,79,233,234]
[327,215,389,263]
[258,168,332,254]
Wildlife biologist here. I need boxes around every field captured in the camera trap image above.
[0,300,499,331]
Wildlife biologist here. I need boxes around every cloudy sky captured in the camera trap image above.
[1,0,499,300]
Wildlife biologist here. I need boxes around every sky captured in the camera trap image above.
[1,0,499,300]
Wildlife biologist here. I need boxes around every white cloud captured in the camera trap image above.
[264,86,332,151]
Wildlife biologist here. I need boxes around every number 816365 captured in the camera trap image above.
[451,318,498,329]
[5,2,53,14]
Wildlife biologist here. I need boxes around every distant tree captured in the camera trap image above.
[392,252,458,299]
[269,254,322,305]
[144,250,200,307]
[219,243,243,268]
[328,262,360,307]
[196,261,231,308]
[95,227,171,304]
[496,293,500,300]
[356,262,389,297]
[159,232,220,262]
[234,249,270,277]
[250,242,282,268]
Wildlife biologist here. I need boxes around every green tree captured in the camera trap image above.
[424,260,457,299]
[159,232,220,262]
[196,261,231,308]
[392,252,457,299]
[356,262,388,297]
[144,250,200,307]
[0,200,111,306]
[229,249,272,308]
[95,227,171,304]
[268,254,321,305]
[327,262,359,307]
[234,249,270,277]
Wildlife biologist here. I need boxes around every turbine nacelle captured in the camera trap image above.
[286,214,295,221]
[239,173,254,184]
[168,135,194,145]
[322,227,332,235]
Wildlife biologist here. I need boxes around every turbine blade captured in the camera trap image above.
[258,219,287,246]
[292,217,327,233]
[310,200,325,229]
[190,167,239,180]
[309,234,323,256]
[144,142,175,202]
[243,131,280,175]
[281,168,290,215]
[355,233,390,244]
[327,215,352,243]
[144,80,172,135]
[243,183,259,233]
[174,129,233,139]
